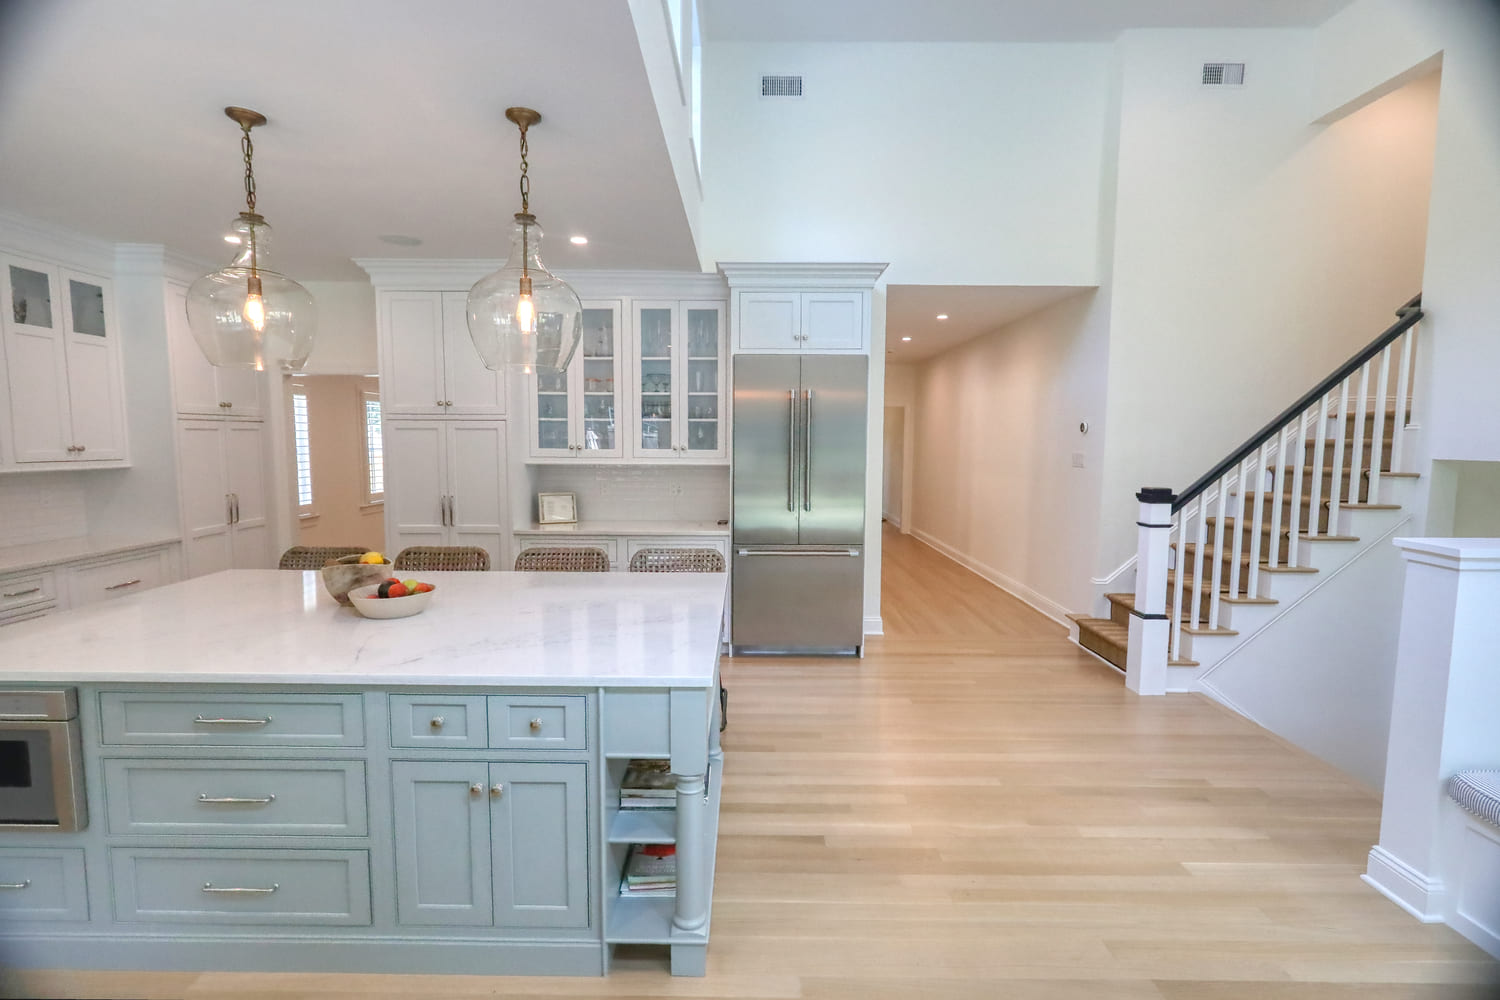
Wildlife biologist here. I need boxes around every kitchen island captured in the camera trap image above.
[0,569,726,977]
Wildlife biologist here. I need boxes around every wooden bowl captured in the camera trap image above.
[320,555,392,606]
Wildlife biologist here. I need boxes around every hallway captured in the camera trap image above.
[9,533,1497,999]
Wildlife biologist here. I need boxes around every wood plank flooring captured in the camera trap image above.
[6,525,1496,999]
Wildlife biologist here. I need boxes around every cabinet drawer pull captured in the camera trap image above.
[0,880,30,890]
[529,718,543,731]
[105,578,143,591]
[201,882,278,895]
[429,716,445,729]
[490,783,504,798]
[198,793,276,805]
[219,401,232,408]
[193,715,273,726]
[2,587,41,598]
[469,782,483,797]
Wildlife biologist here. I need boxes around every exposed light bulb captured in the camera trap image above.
[516,291,536,334]
[243,276,266,332]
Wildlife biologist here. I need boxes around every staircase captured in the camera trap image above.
[1073,296,1423,690]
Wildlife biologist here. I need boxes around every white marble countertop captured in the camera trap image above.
[0,569,727,688]
[514,520,730,536]
[0,534,181,576]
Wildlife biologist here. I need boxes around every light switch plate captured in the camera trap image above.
[1071,452,1086,468]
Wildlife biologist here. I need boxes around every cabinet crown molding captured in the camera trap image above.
[717,261,888,290]
[0,210,118,274]
[356,259,726,300]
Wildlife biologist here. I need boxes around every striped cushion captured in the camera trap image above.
[1447,770,1500,828]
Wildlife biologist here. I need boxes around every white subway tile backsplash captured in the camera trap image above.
[531,465,729,523]
[0,475,89,547]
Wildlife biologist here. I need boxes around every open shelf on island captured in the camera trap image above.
[609,807,675,845]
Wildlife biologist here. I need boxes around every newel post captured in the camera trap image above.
[1126,487,1176,696]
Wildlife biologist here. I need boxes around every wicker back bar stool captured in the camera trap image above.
[513,547,611,572]
[393,546,491,572]
[278,546,370,571]
[625,545,729,732]
[626,547,725,574]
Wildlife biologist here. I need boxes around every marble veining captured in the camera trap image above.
[0,570,726,687]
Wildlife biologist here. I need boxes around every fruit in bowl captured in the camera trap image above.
[320,552,393,606]
[348,580,436,619]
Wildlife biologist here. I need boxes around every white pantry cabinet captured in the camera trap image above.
[379,291,505,418]
[0,253,129,467]
[176,420,272,577]
[165,281,263,419]
[384,419,509,571]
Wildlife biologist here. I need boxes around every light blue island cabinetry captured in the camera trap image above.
[0,570,725,977]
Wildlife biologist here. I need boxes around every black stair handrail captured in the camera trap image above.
[1172,294,1423,514]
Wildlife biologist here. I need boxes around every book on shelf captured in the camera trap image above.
[620,844,676,897]
[619,758,678,809]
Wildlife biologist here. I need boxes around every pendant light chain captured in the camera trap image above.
[517,121,531,215]
[240,124,257,215]
[517,120,531,280]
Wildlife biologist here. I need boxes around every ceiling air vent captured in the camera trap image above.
[760,74,804,98]
[1202,62,1246,86]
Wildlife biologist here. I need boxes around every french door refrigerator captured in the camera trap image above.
[732,354,867,653]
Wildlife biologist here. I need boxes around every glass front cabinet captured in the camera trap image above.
[528,300,624,460]
[629,300,726,462]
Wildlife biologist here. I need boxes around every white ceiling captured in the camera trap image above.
[885,285,1094,362]
[0,0,699,280]
[702,0,1355,42]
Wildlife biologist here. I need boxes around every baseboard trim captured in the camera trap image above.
[909,528,1074,629]
[1364,845,1445,921]
[863,615,884,636]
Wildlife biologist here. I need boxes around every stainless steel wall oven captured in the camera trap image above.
[0,689,87,831]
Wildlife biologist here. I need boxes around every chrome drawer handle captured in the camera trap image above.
[194,715,273,726]
[198,793,276,805]
[202,882,278,894]
[0,880,30,890]
[529,718,543,731]
[2,587,41,598]
[105,578,143,591]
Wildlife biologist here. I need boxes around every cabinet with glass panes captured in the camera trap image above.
[527,301,623,459]
[629,301,725,462]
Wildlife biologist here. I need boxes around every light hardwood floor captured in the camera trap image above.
[6,525,1497,999]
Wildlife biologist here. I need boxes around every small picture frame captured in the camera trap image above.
[537,492,578,524]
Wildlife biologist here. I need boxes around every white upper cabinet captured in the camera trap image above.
[628,300,726,461]
[1,253,129,467]
[527,301,624,460]
[719,262,887,356]
[166,281,263,419]
[379,291,505,417]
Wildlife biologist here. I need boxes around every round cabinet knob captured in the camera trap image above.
[219,401,232,408]
[469,782,483,797]
[429,716,445,730]
[445,400,453,407]
[490,783,504,798]
[529,718,543,731]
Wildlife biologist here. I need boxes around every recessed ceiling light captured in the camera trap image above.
[936,314,948,320]
[378,234,423,247]
[901,336,912,341]
[569,235,589,245]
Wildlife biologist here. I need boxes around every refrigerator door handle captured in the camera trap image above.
[786,390,796,512]
[737,548,859,557]
[803,389,814,511]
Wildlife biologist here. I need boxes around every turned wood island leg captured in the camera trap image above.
[672,771,707,933]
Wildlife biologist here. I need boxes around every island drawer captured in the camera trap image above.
[111,848,371,925]
[0,569,57,615]
[0,849,89,921]
[99,693,365,747]
[102,759,368,837]
[390,695,487,749]
[488,695,586,750]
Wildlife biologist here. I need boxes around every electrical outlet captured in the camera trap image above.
[1071,452,1086,468]
[670,483,684,496]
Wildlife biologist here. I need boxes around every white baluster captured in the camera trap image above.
[1329,379,1350,532]
[1208,474,1228,630]
[1288,410,1309,566]
[1192,495,1208,630]
[1267,423,1290,570]
[1247,441,1268,598]
[1170,505,1189,662]
[1349,363,1370,510]
[1228,459,1247,601]
[1391,328,1414,473]
[1368,344,1393,504]
[1309,391,1330,539]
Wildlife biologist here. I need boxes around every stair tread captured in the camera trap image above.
[1182,626,1239,636]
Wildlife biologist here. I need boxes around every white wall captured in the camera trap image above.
[699,42,1110,286]
[882,406,903,526]
[1095,29,1439,572]
[906,289,1107,618]
[301,280,377,375]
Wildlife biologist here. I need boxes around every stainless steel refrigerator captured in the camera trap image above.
[732,355,867,653]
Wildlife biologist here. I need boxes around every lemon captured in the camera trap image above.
[359,551,385,564]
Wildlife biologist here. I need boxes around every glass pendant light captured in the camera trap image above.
[467,107,582,375]
[186,107,316,371]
